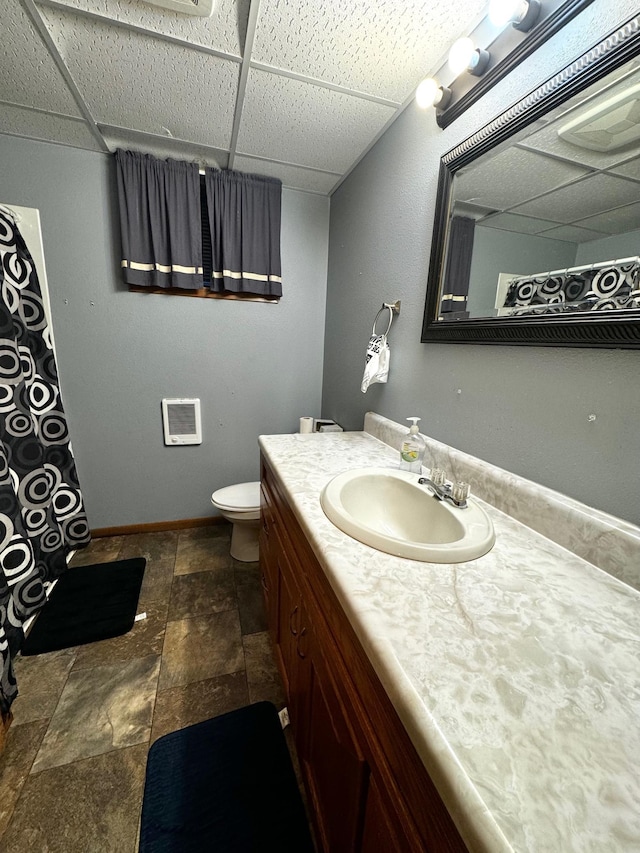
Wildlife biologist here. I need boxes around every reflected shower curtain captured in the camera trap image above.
[0,208,90,713]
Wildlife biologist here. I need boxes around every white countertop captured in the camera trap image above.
[259,428,640,853]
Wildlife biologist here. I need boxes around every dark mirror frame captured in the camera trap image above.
[422,15,640,348]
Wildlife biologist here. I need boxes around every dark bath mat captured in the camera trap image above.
[21,558,146,656]
[139,701,315,853]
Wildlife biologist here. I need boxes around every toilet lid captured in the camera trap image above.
[211,481,261,512]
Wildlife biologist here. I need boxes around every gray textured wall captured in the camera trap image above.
[322,0,640,526]
[467,227,576,316]
[575,228,640,265]
[0,135,329,528]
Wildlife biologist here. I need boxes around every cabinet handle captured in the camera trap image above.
[260,572,269,593]
[297,626,308,659]
[289,605,299,637]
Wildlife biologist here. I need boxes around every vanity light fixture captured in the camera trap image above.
[415,78,452,110]
[488,0,542,31]
[420,0,593,126]
[448,37,490,77]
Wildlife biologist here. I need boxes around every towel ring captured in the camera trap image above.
[372,305,394,336]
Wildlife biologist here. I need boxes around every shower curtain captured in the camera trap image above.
[0,207,90,713]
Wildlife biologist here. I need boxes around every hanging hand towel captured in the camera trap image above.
[361,332,390,393]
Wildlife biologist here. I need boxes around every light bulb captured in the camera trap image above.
[488,0,540,31]
[416,79,451,109]
[448,38,490,77]
[416,78,439,108]
[448,37,476,76]
[489,0,527,26]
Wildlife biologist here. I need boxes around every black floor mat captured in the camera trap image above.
[139,701,315,852]
[21,558,146,656]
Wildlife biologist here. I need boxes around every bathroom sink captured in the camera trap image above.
[320,468,495,563]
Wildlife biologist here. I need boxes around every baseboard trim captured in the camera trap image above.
[91,516,225,538]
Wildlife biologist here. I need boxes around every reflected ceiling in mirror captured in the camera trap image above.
[422,15,640,347]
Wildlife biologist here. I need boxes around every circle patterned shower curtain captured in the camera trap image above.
[0,208,90,713]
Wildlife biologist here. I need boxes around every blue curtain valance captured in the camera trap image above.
[204,168,282,298]
[115,151,283,298]
[116,150,203,290]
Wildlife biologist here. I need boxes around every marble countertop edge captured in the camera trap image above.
[258,433,513,853]
[258,428,640,853]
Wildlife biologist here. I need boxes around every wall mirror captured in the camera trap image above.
[422,15,640,347]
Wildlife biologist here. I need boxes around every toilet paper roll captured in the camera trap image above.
[299,417,314,434]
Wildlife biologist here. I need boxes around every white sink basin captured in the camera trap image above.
[320,468,495,563]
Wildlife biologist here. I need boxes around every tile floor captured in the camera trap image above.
[0,524,288,853]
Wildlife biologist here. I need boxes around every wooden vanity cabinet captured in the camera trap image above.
[260,456,468,853]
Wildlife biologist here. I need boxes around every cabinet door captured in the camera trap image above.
[276,541,299,697]
[302,641,369,853]
[258,487,279,632]
[361,774,414,852]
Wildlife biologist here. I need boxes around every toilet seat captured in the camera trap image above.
[211,481,261,561]
[211,481,260,513]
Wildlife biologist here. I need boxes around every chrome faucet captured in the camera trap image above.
[418,469,470,508]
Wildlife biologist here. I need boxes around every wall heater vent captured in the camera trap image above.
[162,398,202,445]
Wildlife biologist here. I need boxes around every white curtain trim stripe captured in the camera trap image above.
[121,260,204,275]
[212,270,282,283]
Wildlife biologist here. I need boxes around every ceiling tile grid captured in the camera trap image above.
[511,173,640,223]
[236,67,396,173]
[0,102,103,150]
[39,0,250,57]
[537,223,609,243]
[518,134,633,171]
[99,125,230,167]
[15,0,639,201]
[251,0,487,103]
[573,201,640,236]
[454,147,592,212]
[3,0,497,193]
[607,157,640,182]
[40,7,240,148]
[232,155,340,194]
[480,212,567,235]
[1,0,82,116]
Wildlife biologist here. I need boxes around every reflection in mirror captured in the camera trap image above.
[441,58,640,321]
[422,15,640,348]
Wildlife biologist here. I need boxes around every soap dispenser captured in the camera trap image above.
[400,417,426,473]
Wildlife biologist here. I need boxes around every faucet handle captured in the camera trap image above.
[452,482,470,505]
[430,468,447,486]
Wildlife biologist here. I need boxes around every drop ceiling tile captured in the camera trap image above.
[0,1,80,116]
[232,155,339,194]
[0,103,102,150]
[479,213,564,235]
[99,125,229,167]
[537,224,607,244]
[251,0,487,102]
[519,63,640,169]
[553,57,640,121]
[41,8,239,148]
[607,157,640,182]
[41,0,248,57]
[511,174,640,223]
[574,202,640,236]
[453,148,590,212]
[237,68,395,173]
[519,127,640,170]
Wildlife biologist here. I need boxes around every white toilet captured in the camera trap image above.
[210,481,261,562]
